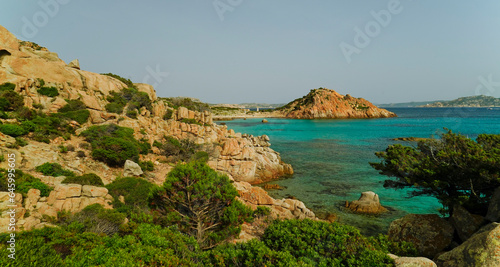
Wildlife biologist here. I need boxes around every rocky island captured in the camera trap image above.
[277,88,397,119]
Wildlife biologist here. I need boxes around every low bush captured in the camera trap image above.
[0,169,53,197]
[101,73,135,88]
[58,100,87,112]
[62,173,104,186]
[37,86,59,97]
[0,90,23,111]
[106,177,155,215]
[80,124,150,167]
[0,123,27,137]
[156,136,198,162]
[138,160,154,172]
[58,204,125,236]
[163,109,173,120]
[262,219,394,266]
[0,82,15,92]
[35,162,75,177]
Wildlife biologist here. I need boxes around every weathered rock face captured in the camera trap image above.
[388,214,454,258]
[210,135,293,184]
[346,191,388,215]
[123,160,143,177]
[450,204,484,242]
[0,186,113,232]
[486,187,500,222]
[234,181,315,220]
[279,89,397,119]
[435,223,500,267]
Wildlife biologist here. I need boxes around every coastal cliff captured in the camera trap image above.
[277,88,397,119]
[0,25,313,233]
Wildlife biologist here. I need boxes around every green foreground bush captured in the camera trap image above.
[62,173,104,186]
[80,124,151,166]
[0,169,53,197]
[35,162,75,177]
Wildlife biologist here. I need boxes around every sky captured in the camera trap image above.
[1,1,500,104]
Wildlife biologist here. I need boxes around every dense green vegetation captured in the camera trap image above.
[62,173,104,186]
[35,162,75,177]
[56,99,90,124]
[106,177,155,215]
[162,97,210,112]
[0,169,53,197]
[37,86,59,97]
[105,87,152,118]
[80,124,151,167]
[0,83,23,112]
[371,130,500,215]
[154,135,199,162]
[150,161,253,249]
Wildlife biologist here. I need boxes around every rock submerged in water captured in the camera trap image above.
[262,119,268,123]
[346,191,388,215]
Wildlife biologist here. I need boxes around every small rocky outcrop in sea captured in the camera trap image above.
[277,88,397,119]
[345,191,388,215]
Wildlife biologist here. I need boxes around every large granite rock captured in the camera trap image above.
[346,191,388,214]
[450,204,484,242]
[388,214,454,258]
[486,187,500,222]
[123,160,143,177]
[435,223,500,267]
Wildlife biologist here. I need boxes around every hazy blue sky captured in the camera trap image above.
[1,1,500,104]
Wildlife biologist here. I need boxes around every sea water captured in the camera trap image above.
[221,108,500,235]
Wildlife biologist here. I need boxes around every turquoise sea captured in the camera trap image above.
[220,108,500,235]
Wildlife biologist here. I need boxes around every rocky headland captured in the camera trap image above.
[0,25,313,235]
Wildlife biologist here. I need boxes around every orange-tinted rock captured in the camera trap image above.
[280,88,396,119]
[347,191,388,214]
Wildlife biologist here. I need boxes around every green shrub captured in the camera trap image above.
[58,99,87,112]
[163,109,173,120]
[62,173,104,186]
[35,162,75,177]
[156,136,198,162]
[57,109,90,124]
[106,177,155,215]
[0,169,53,197]
[80,124,149,167]
[58,204,125,236]
[0,123,27,137]
[0,90,24,111]
[37,86,59,97]
[181,118,201,126]
[138,160,154,172]
[253,206,271,218]
[368,234,418,257]
[126,109,137,119]
[0,82,15,92]
[262,219,394,266]
[191,151,209,163]
[163,97,210,112]
[15,137,28,147]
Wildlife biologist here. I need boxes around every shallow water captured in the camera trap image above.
[221,108,500,235]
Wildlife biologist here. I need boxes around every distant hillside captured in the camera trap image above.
[239,103,284,109]
[420,95,500,107]
[378,101,441,108]
[276,88,396,119]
